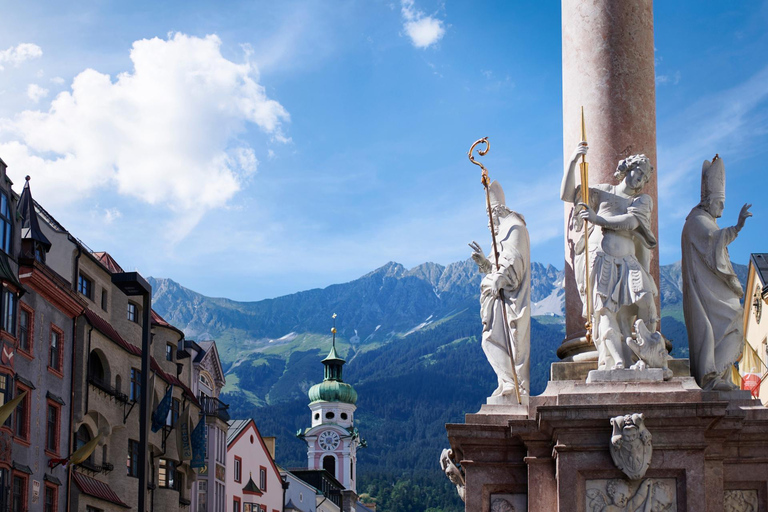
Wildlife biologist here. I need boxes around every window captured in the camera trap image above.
[234,456,242,483]
[158,458,177,489]
[127,439,139,477]
[49,325,63,373]
[18,306,32,354]
[200,373,212,389]
[130,368,141,401]
[11,473,26,512]
[167,397,180,427]
[75,426,94,466]
[259,466,267,492]
[2,290,16,336]
[0,469,7,512]
[233,497,241,512]
[46,402,60,454]
[86,507,105,512]
[14,384,30,441]
[101,288,108,311]
[0,374,10,427]
[0,192,12,254]
[197,480,207,512]
[44,483,57,512]
[78,274,93,299]
[127,302,138,323]
[166,343,174,361]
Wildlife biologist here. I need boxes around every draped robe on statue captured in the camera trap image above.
[682,207,744,390]
[480,212,531,396]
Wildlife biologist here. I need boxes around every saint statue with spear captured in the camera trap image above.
[468,138,531,403]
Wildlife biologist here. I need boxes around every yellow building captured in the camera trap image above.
[743,253,768,403]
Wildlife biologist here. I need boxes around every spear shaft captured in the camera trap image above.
[469,138,522,405]
[579,107,594,344]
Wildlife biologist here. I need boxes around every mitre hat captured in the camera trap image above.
[488,180,506,208]
[701,155,725,202]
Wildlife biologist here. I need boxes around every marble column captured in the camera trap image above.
[558,0,659,360]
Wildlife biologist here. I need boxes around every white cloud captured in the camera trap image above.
[400,0,446,49]
[50,77,65,85]
[26,84,48,103]
[0,43,43,71]
[103,208,122,224]
[0,33,289,241]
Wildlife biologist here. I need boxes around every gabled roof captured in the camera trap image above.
[227,419,251,446]
[196,340,225,386]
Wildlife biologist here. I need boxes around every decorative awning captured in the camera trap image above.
[242,474,263,496]
[72,471,130,508]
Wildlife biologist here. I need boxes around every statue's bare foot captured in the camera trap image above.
[612,361,625,370]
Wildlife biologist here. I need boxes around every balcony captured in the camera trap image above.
[200,396,230,422]
[88,376,130,403]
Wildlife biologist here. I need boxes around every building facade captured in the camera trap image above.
[189,340,230,512]
[744,253,768,403]
[226,419,283,512]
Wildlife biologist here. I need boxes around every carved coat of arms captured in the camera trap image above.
[609,413,652,480]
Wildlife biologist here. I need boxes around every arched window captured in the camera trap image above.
[74,425,95,466]
[0,192,11,254]
[88,351,106,386]
[199,373,213,389]
[322,455,336,478]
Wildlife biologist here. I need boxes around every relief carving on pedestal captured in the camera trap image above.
[724,490,758,512]
[489,493,527,512]
[586,478,676,511]
[609,413,652,480]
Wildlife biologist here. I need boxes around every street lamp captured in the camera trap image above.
[112,271,152,512]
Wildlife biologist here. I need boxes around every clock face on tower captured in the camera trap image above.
[318,430,341,451]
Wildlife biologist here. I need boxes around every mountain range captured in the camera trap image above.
[147,258,747,511]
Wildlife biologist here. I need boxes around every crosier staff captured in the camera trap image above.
[468,137,521,404]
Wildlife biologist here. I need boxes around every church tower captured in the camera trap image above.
[299,314,364,493]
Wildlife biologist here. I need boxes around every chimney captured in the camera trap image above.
[262,436,276,459]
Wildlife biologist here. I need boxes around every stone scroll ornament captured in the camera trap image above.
[440,448,465,502]
[609,413,652,481]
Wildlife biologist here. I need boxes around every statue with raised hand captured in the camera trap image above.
[682,155,751,391]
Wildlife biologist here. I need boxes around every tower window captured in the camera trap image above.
[323,455,336,478]
[0,192,12,254]
[314,413,319,420]
[340,413,348,420]
[325,412,334,419]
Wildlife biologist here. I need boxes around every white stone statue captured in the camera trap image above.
[469,181,531,399]
[561,142,663,372]
[609,413,652,481]
[682,156,752,391]
[440,448,465,502]
[586,478,673,512]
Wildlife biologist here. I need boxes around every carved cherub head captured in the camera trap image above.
[606,479,630,507]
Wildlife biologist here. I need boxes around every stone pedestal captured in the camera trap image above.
[446,367,768,511]
[560,0,660,358]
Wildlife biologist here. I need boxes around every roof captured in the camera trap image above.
[17,177,51,250]
[751,253,768,298]
[0,251,23,291]
[72,471,130,508]
[83,309,199,406]
[356,502,376,512]
[242,474,263,496]
[92,252,125,273]
[227,418,252,446]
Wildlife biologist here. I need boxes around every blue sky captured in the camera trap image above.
[0,1,766,301]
